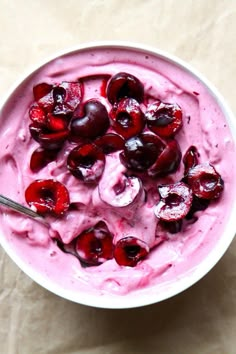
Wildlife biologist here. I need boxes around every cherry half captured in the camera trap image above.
[95,133,124,154]
[146,100,182,138]
[29,123,69,150]
[154,181,193,221]
[110,98,145,139]
[106,72,144,104]
[114,236,149,267]
[75,221,113,266]
[186,163,224,200]
[120,133,165,171]
[148,139,182,177]
[67,143,105,183]
[25,179,70,216]
[30,147,59,172]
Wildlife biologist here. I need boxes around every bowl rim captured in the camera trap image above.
[0,40,236,309]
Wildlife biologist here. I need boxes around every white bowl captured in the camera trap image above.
[0,41,236,308]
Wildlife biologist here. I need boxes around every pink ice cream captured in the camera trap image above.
[0,46,236,297]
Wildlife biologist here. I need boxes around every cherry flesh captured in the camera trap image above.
[25,179,70,216]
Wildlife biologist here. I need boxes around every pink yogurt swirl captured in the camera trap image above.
[0,46,235,296]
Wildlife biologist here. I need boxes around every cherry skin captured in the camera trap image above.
[30,147,59,172]
[120,133,165,171]
[70,100,110,140]
[95,133,124,154]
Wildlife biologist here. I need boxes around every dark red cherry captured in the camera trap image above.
[110,98,145,139]
[186,163,224,200]
[95,133,124,154]
[67,143,105,183]
[148,139,182,177]
[30,147,59,172]
[29,123,69,150]
[106,72,144,104]
[114,236,149,267]
[183,145,199,174]
[99,175,144,208]
[25,179,70,216]
[120,133,165,171]
[146,100,182,138]
[75,221,113,265]
[154,182,193,221]
[70,100,110,140]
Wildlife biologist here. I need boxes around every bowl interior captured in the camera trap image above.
[0,42,236,309]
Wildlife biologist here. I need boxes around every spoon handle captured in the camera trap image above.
[0,194,49,226]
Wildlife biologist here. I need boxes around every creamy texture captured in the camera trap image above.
[0,47,236,296]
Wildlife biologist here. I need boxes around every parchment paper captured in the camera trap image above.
[0,1,236,353]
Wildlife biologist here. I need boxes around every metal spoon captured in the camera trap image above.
[0,194,49,227]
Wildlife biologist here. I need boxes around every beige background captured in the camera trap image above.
[1,0,236,353]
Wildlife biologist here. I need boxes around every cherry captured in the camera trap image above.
[95,133,124,154]
[120,133,165,171]
[186,163,224,199]
[70,100,110,140]
[25,179,70,216]
[146,100,182,138]
[154,181,193,221]
[148,139,182,177]
[106,72,144,104]
[29,123,69,150]
[30,147,59,172]
[99,175,144,208]
[114,236,149,267]
[110,98,145,139]
[67,143,105,183]
[75,221,113,265]
[183,145,199,175]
